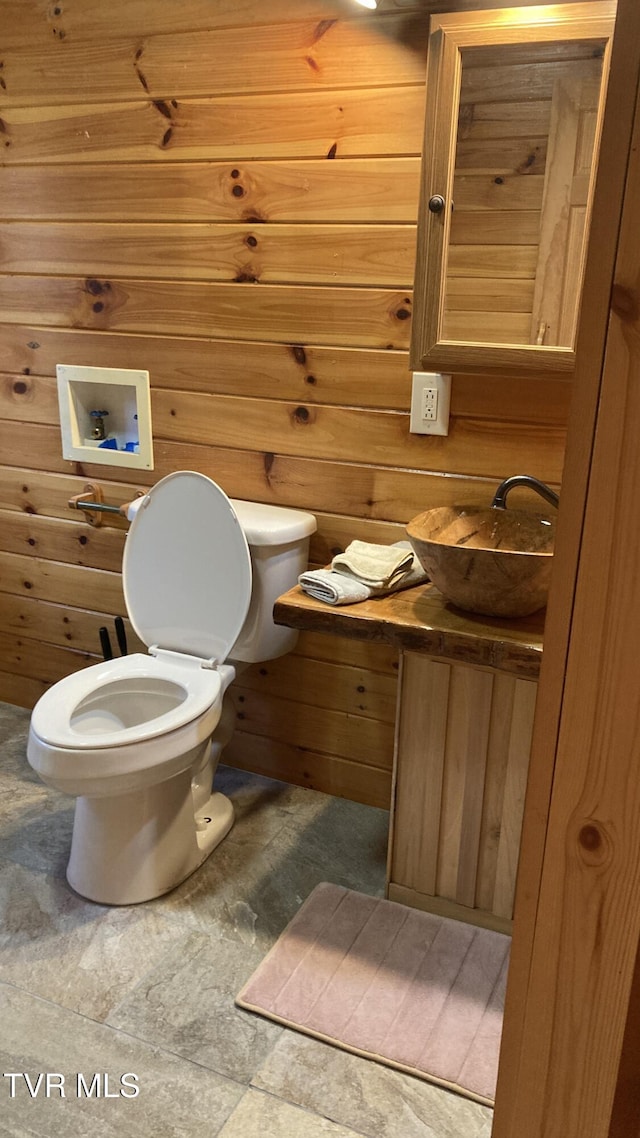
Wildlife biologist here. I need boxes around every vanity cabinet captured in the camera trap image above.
[410,1,615,376]
[273,582,543,934]
[388,652,536,934]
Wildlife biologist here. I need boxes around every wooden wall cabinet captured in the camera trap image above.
[410,2,615,376]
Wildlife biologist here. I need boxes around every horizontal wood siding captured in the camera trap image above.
[0,0,570,806]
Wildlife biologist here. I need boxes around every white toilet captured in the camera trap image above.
[27,471,316,905]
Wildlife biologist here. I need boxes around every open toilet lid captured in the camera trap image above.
[123,471,252,662]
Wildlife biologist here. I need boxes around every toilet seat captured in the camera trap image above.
[30,652,222,751]
[31,473,253,754]
[124,471,252,663]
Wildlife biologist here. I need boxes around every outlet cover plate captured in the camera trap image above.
[410,371,451,436]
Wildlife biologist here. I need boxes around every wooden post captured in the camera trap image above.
[493,0,640,1132]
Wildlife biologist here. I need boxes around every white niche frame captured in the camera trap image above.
[56,364,154,471]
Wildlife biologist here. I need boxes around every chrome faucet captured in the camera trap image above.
[491,475,559,511]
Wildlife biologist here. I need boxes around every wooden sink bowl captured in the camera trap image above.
[406,505,556,618]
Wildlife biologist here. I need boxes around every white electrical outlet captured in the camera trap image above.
[422,386,438,421]
[410,372,451,436]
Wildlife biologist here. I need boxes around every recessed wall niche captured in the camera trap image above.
[56,364,154,470]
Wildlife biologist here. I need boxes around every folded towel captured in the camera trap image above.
[297,568,372,606]
[299,543,428,606]
[331,540,414,589]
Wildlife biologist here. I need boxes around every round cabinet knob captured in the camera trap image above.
[428,194,446,214]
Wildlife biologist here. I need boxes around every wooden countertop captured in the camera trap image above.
[274,581,545,679]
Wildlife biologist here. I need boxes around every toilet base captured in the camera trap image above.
[195,789,235,857]
[66,770,234,906]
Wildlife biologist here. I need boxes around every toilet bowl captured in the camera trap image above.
[27,471,316,905]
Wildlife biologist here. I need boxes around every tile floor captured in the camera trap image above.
[0,699,493,1138]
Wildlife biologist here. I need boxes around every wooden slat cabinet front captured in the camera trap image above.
[387,650,537,934]
[410,2,615,376]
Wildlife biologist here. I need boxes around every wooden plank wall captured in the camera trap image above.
[0,0,572,809]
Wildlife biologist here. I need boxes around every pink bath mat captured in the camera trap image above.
[236,882,509,1106]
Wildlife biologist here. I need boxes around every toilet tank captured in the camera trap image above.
[229,499,316,663]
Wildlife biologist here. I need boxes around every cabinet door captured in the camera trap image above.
[388,653,537,931]
[410,2,614,376]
